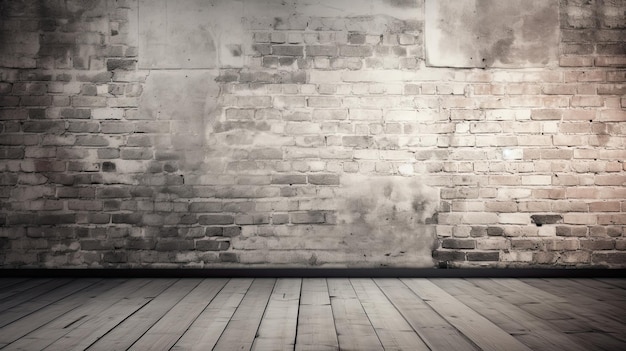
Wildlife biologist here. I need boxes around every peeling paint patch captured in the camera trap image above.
[138,0,244,69]
[336,175,439,266]
[425,0,559,68]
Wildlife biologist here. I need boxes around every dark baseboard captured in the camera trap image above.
[0,268,624,278]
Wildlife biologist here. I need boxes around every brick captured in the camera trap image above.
[196,239,230,251]
[189,202,222,212]
[581,239,615,250]
[559,56,594,67]
[75,135,109,146]
[219,252,238,262]
[339,45,373,57]
[121,148,153,160]
[226,109,255,120]
[291,211,325,224]
[599,110,626,122]
[342,135,373,148]
[595,56,626,67]
[112,213,142,224]
[0,109,28,120]
[307,96,341,108]
[556,226,587,237]
[155,239,194,251]
[198,215,234,225]
[106,58,136,71]
[571,96,604,107]
[592,252,626,266]
[308,174,340,185]
[511,238,542,250]
[466,251,499,261]
[442,238,476,249]
[72,96,107,107]
[313,109,347,120]
[272,45,304,56]
[433,250,466,262]
[272,174,307,185]
[531,109,562,120]
[307,45,337,56]
[223,226,242,237]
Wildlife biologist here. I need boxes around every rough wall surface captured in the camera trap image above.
[0,0,624,268]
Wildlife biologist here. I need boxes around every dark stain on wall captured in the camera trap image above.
[337,175,439,267]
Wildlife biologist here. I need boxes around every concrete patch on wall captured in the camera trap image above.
[138,70,220,171]
[138,0,244,69]
[425,0,559,68]
[336,175,439,267]
[243,0,422,21]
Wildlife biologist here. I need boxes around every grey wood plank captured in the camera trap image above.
[212,278,276,351]
[0,279,110,346]
[0,278,29,289]
[402,278,533,351]
[374,278,479,351]
[44,278,177,351]
[0,278,43,299]
[0,278,73,318]
[86,279,202,351]
[515,278,626,346]
[6,279,144,351]
[295,278,339,351]
[327,278,383,351]
[252,278,301,351]
[558,278,626,310]
[127,278,228,351]
[573,279,626,300]
[434,278,590,351]
[522,278,626,328]
[351,278,430,351]
[172,278,253,351]
[596,278,626,290]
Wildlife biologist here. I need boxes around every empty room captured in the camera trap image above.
[0,0,625,350]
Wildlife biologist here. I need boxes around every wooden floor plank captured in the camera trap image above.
[295,278,339,351]
[374,278,479,351]
[402,278,533,351]
[554,278,626,310]
[434,278,590,351]
[0,279,110,346]
[0,279,48,301]
[6,279,143,351]
[0,277,623,351]
[252,278,301,351]
[86,279,202,351]
[522,278,626,328]
[327,278,384,351]
[0,278,29,290]
[172,278,253,351]
[128,278,229,351]
[212,278,276,351]
[572,278,626,301]
[596,278,626,290]
[44,278,177,351]
[0,278,73,319]
[351,278,430,351]
[516,278,626,347]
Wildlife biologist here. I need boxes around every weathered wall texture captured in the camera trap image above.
[0,0,624,268]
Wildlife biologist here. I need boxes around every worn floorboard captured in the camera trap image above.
[0,278,623,351]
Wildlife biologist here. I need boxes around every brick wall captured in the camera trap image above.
[0,0,624,268]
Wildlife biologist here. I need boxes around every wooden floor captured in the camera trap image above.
[0,278,624,350]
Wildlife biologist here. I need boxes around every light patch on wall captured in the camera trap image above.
[138,0,244,69]
[425,0,559,68]
[138,70,220,171]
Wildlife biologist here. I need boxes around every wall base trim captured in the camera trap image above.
[1,268,624,278]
